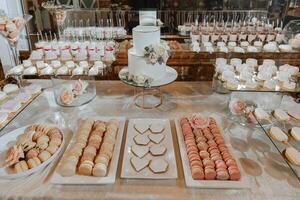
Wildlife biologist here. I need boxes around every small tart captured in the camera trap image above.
[269,127,288,143]
[290,127,300,141]
[149,158,169,173]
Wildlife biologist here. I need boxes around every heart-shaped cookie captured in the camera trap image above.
[150,144,167,156]
[148,133,165,144]
[134,134,150,145]
[134,123,149,134]
[149,158,169,173]
[131,144,149,158]
[149,123,165,133]
[130,156,150,172]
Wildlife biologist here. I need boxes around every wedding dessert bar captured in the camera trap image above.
[0,1,299,200]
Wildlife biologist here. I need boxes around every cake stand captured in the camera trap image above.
[0,14,32,65]
[119,66,178,109]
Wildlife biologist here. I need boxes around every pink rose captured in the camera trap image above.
[229,98,246,115]
[189,114,209,128]
[59,90,74,105]
[72,80,88,95]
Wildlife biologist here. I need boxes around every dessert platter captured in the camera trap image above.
[51,116,125,184]
[0,124,64,179]
[119,25,177,88]
[0,82,42,131]
[121,118,177,179]
[214,57,299,92]
[175,113,250,188]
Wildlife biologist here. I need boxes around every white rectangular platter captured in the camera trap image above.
[175,113,251,188]
[121,118,178,179]
[51,116,126,185]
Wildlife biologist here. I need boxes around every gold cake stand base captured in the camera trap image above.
[133,87,162,109]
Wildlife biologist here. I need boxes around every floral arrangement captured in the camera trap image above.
[144,41,171,65]
[59,79,88,105]
[188,113,210,129]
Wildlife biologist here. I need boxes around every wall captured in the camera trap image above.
[0,0,29,73]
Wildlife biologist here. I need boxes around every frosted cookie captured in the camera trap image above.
[51,60,61,69]
[36,61,46,69]
[254,108,270,121]
[149,158,168,173]
[3,84,19,93]
[130,156,150,172]
[131,144,149,158]
[24,84,42,94]
[14,92,32,104]
[245,80,258,90]
[273,109,290,121]
[233,47,245,53]
[65,61,76,69]
[279,44,292,52]
[149,123,165,133]
[230,58,242,67]
[0,112,8,124]
[284,147,300,166]
[149,145,167,156]
[134,134,150,145]
[7,65,24,75]
[23,59,32,68]
[0,91,7,101]
[134,122,149,134]
[1,100,21,113]
[221,71,235,82]
[290,127,300,141]
[148,133,165,144]
[269,127,288,143]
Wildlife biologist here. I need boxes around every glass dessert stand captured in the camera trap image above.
[0,14,32,65]
[118,66,178,109]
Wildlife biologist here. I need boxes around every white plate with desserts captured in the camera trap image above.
[175,113,250,188]
[0,124,64,179]
[51,116,125,185]
[121,118,178,179]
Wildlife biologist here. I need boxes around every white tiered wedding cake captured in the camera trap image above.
[128,26,170,82]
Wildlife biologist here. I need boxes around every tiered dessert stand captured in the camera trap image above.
[118,66,178,109]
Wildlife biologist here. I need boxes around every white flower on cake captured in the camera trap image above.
[144,41,171,65]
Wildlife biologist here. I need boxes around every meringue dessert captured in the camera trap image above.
[56,66,69,75]
[23,67,37,75]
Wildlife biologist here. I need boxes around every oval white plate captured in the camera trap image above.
[0,124,64,179]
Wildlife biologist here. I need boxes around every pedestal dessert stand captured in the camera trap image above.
[119,66,178,109]
[0,14,32,65]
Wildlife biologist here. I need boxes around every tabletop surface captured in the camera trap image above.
[0,80,299,200]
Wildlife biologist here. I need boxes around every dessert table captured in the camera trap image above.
[0,80,299,200]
